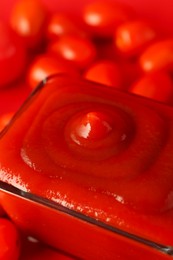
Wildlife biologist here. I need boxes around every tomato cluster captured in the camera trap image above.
[0,0,173,258]
[1,0,173,98]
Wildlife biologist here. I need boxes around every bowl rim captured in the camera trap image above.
[0,180,173,257]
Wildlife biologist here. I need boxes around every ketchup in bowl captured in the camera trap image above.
[0,75,173,259]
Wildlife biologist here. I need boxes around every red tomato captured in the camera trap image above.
[46,13,87,40]
[84,59,122,88]
[27,54,79,89]
[0,218,20,260]
[129,71,173,102]
[10,0,47,48]
[139,39,173,72]
[115,20,156,56]
[83,1,135,38]
[0,22,27,87]
[48,35,97,69]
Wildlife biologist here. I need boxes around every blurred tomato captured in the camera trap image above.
[129,71,173,102]
[46,13,87,40]
[83,1,135,38]
[84,59,123,87]
[48,34,97,69]
[27,54,79,89]
[115,20,156,56]
[10,0,47,48]
[139,39,173,72]
[0,22,27,87]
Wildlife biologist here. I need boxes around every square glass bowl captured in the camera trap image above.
[0,75,173,259]
[0,181,173,260]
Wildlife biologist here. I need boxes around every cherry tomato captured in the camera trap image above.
[84,59,122,88]
[83,1,135,38]
[48,35,97,69]
[129,71,173,102]
[46,13,87,40]
[0,22,27,87]
[10,0,47,48]
[0,112,14,132]
[0,218,20,260]
[139,39,173,72]
[115,20,156,56]
[27,54,79,89]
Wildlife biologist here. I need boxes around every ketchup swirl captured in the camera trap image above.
[17,76,172,214]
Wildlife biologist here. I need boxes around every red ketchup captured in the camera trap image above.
[0,75,172,259]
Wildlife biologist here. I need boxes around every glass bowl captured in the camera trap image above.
[0,75,173,259]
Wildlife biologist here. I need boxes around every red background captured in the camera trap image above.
[1,0,173,35]
[0,0,172,116]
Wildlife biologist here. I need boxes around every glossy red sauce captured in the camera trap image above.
[0,76,173,254]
